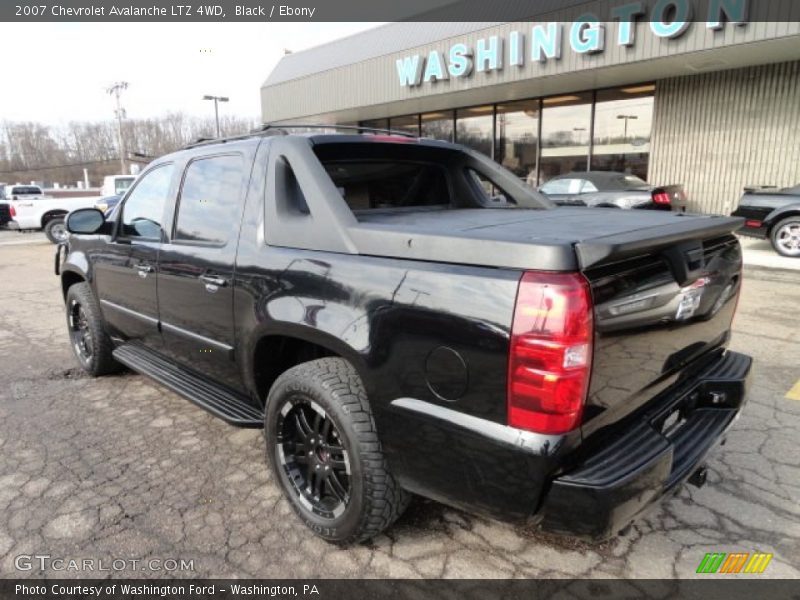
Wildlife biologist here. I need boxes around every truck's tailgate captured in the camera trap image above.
[580,233,743,438]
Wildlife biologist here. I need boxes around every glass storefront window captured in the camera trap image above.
[360,118,389,132]
[389,114,420,136]
[592,85,655,180]
[351,83,655,184]
[455,106,494,158]
[496,100,540,186]
[420,111,454,142]
[538,93,592,184]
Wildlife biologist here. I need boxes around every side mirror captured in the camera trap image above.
[66,208,106,235]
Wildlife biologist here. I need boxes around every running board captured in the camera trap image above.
[113,343,263,428]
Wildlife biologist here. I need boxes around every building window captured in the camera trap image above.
[591,85,655,180]
[421,111,454,142]
[496,99,540,186]
[389,114,420,136]
[360,118,389,132]
[455,106,494,158]
[538,93,592,184]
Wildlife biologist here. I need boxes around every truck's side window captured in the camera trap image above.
[174,155,244,245]
[120,164,175,240]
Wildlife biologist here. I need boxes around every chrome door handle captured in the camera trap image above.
[200,274,227,287]
[135,264,153,278]
[200,274,228,293]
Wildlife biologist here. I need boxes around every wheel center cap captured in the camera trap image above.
[315,445,330,463]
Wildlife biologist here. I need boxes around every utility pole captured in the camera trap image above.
[107,81,129,174]
[617,114,638,141]
[203,95,229,137]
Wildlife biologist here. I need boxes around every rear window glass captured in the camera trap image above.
[323,161,450,211]
[540,178,592,194]
[10,186,41,196]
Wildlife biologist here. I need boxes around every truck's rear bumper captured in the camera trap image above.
[1,220,19,230]
[538,351,751,540]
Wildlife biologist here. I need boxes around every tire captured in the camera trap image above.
[264,357,410,544]
[65,282,121,376]
[44,217,68,244]
[770,217,800,258]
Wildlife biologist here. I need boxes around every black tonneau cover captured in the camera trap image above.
[350,208,744,271]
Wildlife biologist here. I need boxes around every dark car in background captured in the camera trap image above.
[539,171,687,212]
[731,184,800,257]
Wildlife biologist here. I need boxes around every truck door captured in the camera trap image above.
[156,153,249,391]
[93,163,176,347]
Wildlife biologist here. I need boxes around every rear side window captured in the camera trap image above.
[323,161,450,211]
[174,155,244,245]
[120,164,174,240]
[540,178,597,194]
[10,186,42,196]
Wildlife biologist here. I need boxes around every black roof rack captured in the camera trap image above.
[182,122,417,150]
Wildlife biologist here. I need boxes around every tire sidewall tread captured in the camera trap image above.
[264,357,409,545]
[65,282,121,377]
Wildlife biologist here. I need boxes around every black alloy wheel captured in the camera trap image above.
[264,357,410,544]
[64,282,121,376]
[68,298,94,366]
[276,399,351,519]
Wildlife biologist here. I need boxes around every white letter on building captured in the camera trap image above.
[612,1,645,46]
[396,55,424,87]
[423,50,449,83]
[707,0,749,29]
[509,31,524,67]
[476,36,503,72]
[448,43,473,78]
[650,0,693,38]
[530,23,562,62]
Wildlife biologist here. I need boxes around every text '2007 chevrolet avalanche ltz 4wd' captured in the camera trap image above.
[56,126,751,544]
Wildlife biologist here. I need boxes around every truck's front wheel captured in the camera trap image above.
[44,218,68,244]
[65,282,121,376]
[264,357,410,544]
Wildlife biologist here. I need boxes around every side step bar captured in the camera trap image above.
[113,343,263,428]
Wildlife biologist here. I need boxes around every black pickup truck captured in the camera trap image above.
[57,128,751,544]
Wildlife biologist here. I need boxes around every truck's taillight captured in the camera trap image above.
[653,191,671,205]
[507,272,593,435]
[9,204,15,217]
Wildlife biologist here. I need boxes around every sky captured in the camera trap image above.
[0,22,379,125]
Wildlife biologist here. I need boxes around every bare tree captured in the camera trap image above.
[0,113,259,187]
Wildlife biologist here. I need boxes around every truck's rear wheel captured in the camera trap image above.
[65,282,120,376]
[771,217,800,257]
[264,357,410,544]
[44,218,68,244]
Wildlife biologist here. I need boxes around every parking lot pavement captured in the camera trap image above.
[0,242,798,580]
[740,236,800,272]
[0,230,49,246]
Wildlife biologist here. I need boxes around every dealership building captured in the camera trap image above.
[261,9,800,215]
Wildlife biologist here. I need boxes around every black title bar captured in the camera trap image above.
[2,0,799,22]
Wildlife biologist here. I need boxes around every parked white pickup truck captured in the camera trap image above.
[0,175,136,243]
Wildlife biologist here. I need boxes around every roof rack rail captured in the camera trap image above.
[182,122,417,150]
[261,123,417,138]
[182,127,287,150]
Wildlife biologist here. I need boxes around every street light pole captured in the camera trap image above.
[617,114,638,140]
[203,95,229,137]
[107,81,129,174]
